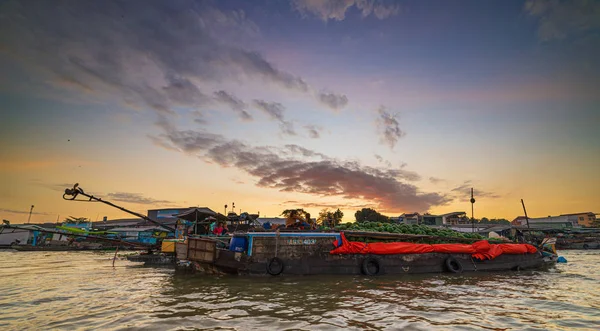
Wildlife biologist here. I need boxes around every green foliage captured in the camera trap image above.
[281,209,307,218]
[354,208,390,223]
[318,208,344,227]
[476,218,510,225]
[335,221,488,242]
[63,216,90,224]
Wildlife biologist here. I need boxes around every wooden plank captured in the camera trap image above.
[187,237,216,263]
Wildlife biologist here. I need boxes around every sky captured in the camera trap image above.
[1,0,599,223]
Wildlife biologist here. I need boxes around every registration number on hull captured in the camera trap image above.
[287,239,317,245]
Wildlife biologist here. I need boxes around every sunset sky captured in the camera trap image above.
[1,0,599,224]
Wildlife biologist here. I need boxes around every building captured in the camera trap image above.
[422,212,467,225]
[397,213,421,224]
[512,215,577,229]
[560,212,596,228]
[511,216,528,226]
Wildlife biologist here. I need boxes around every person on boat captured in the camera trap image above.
[222,223,229,235]
[263,221,272,230]
[213,222,224,236]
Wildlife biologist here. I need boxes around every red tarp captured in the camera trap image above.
[330,232,538,260]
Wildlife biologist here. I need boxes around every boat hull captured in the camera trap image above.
[184,235,555,276]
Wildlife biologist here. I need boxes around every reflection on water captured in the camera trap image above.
[0,250,599,330]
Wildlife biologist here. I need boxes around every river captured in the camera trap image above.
[0,250,598,330]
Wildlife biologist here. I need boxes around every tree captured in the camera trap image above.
[281,208,306,218]
[354,208,389,223]
[318,208,344,227]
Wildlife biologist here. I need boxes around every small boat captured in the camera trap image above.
[177,231,557,276]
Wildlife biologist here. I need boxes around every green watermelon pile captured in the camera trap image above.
[334,222,495,242]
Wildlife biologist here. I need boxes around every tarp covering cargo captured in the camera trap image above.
[330,232,538,260]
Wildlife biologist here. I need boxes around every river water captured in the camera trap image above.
[0,250,599,330]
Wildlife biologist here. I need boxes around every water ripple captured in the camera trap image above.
[0,250,599,330]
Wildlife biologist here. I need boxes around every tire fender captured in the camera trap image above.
[361,257,382,276]
[445,256,463,273]
[266,257,284,276]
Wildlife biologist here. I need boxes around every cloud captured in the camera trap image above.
[376,106,405,149]
[450,181,501,200]
[429,177,446,185]
[285,144,328,159]
[190,110,208,125]
[303,125,323,138]
[252,99,285,121]
[214,90,253,121]
[153,123,447,212]
[252,99,297,135]
[281,200,376,210]
[0,207,49,216]
[524,0,600,41]
[30,181,77,193]
[106,192,173,205]
[317,91,348,111]
[0,0,345,117]
[292,0,400,21]
[374,154,392,167]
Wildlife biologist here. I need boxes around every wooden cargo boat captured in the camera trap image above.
[177,231,557,276]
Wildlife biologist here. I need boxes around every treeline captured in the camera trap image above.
[353,208,510,224]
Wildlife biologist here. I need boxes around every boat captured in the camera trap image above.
[176,230,557,276]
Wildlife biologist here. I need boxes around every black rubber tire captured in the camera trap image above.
[361,257,382,276]
[513,265,521,271]
[266,257,284,276]
[583,244,589,250]
[445,256,463,273]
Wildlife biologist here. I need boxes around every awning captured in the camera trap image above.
[173,207,217,222]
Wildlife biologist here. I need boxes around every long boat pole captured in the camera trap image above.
[470,188,476,233]
[0,224,151,249]
[520,199,531,230]
[63,184,175,232]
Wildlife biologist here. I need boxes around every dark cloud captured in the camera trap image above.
[0,207,49,216]
[33,182,77,193]
[252,99,297,135]
[524,0,600,41]
[163,74,208,106]
[106,192,173,205]
[450,181,501,200]
[292,0,400,21]
[153,125,447,212]
[377,106,405,149]
[190,110,208,125]
[281,201,376,210]
[303,125,322,139]
[252,99,285,121]
[214,90,253,122]
[0,0,344,116]
[429,177,446,185]
[374,154,392,167]
[285,144,328,159]
[317,91,348,111]
[279,121,297,136]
